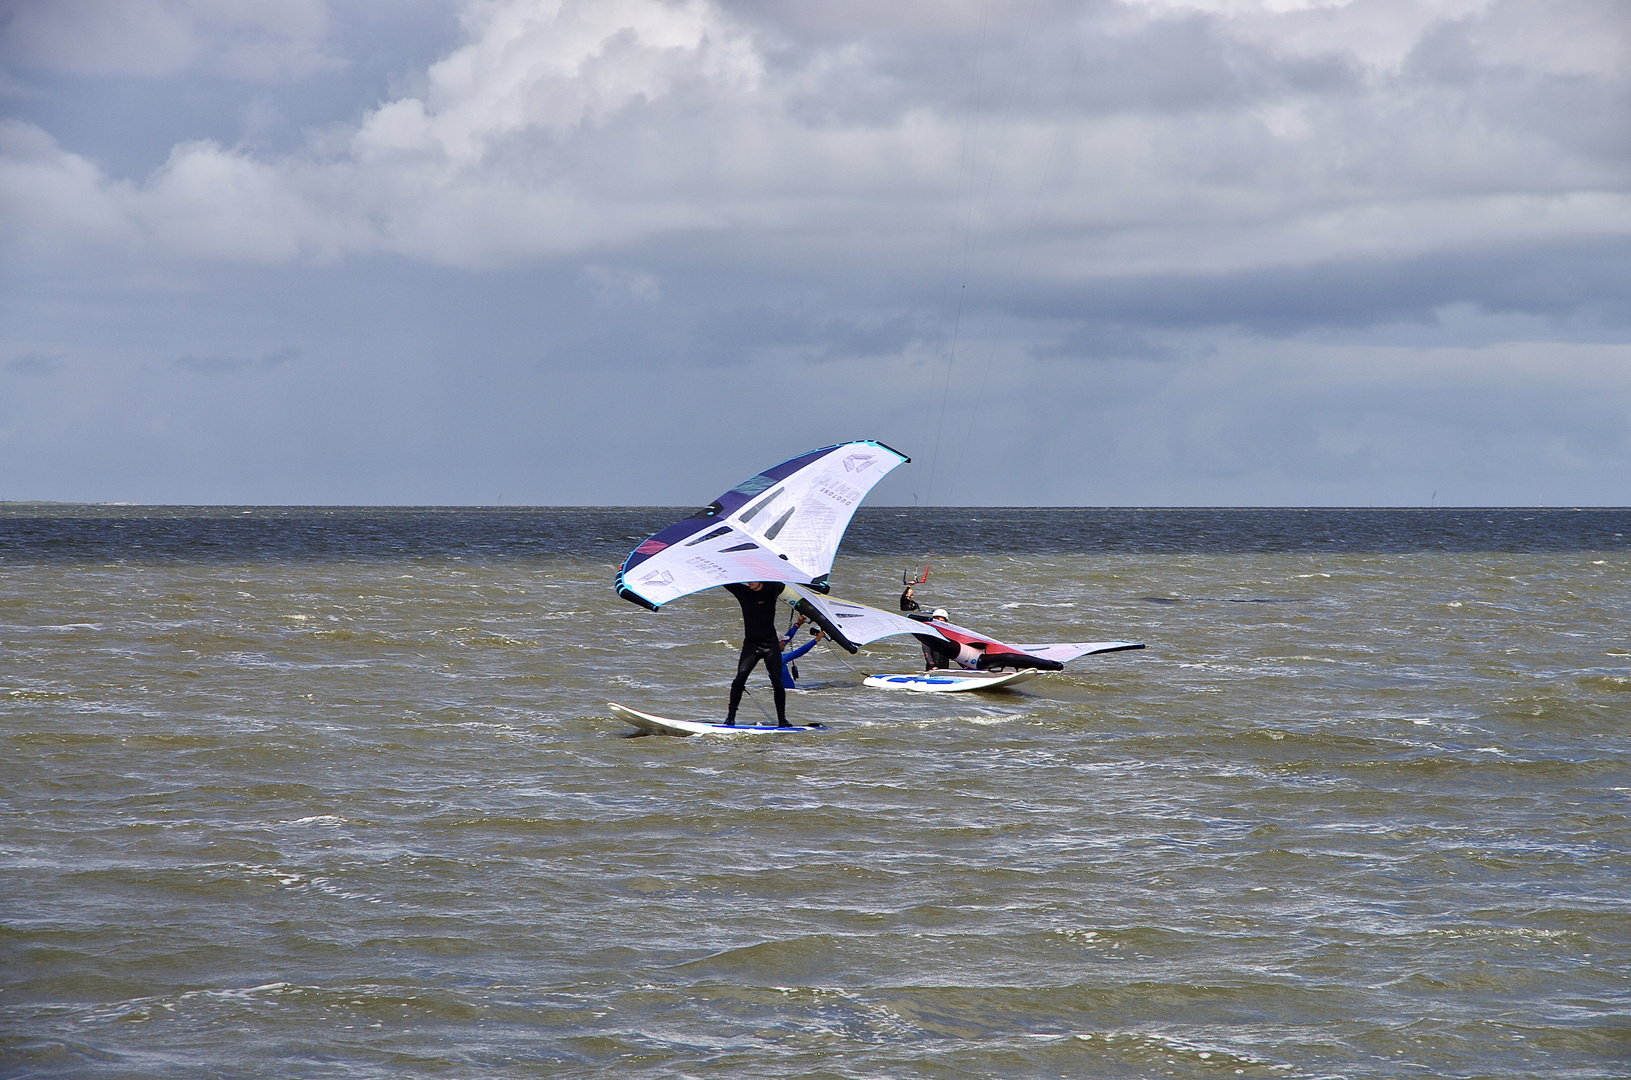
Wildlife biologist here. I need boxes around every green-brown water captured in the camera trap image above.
[4,507,1628,1078]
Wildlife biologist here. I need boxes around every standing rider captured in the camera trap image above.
[722,581,790,726]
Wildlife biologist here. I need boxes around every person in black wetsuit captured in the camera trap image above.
[722,580,789,726]
[899,584,921,612]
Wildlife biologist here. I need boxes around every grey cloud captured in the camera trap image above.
[1031,323,1178,363]
[580,264,662,306]
[2,3,462,179]
[682,306,920,367]
[1404,3,1630,167]
[174,355,251,374]
[6,351,64,375]
[1053,15,1361,115]
[261,345,301,368]
[1003,237,1631,336]
[1,0,1627,505]
[0,0,345,80]
[175,346,302,374]
[737,0,1363,125]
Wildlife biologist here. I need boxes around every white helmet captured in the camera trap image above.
[931,608,950,619]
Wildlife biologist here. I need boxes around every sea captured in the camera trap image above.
[3,505,1628,1080]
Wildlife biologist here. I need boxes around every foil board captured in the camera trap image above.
[609,701,825,736]
[862,669,1040,693]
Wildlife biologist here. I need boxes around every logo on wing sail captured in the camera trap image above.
[841,452,877,473]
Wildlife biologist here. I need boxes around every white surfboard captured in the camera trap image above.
[862,669,1040,693]
[608,702,826,737]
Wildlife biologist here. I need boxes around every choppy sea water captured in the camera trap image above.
[3,506,1628,1080]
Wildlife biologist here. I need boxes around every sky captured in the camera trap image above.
[2,0,1627,507]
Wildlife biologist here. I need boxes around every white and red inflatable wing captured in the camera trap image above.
[783,584,946,654]
[1010,641,1147,664]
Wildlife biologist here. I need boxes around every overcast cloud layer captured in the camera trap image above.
[2,0,1627,505]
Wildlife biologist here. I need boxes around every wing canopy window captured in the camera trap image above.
[763,507,796,540]
[684,526,732,547]
[738,487,785,524]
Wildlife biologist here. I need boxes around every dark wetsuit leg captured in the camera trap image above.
[727,641,788,724]
[767,650,787,723]
[915,633,957,671]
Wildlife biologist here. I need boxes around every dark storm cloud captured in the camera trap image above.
[1012,235,1631,338]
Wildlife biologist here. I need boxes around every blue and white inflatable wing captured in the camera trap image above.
[616,441,909,611]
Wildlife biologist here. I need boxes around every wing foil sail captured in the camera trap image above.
[1011,641,1147,663]
[782,586,1146,667]
[616,440,909,610]
[783,584,946,654]
[900,613,1147,671]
